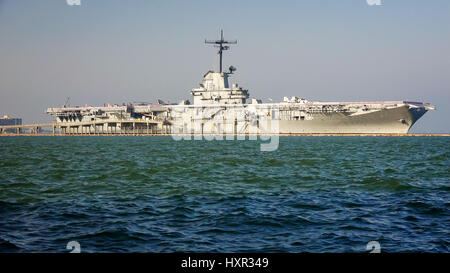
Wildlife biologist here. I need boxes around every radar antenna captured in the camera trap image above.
[205,30,237,73]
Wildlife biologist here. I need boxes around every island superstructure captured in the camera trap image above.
[46,31,435,135]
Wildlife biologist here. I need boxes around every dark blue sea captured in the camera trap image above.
[0,136,448,252]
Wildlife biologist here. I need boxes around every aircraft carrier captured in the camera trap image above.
[45,31,435,135]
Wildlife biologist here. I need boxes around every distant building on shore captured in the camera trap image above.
[0,115,22,126]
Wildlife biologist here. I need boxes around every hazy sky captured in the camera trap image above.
[0,0,449,133]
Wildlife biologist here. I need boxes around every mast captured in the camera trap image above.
[205,30,237,73]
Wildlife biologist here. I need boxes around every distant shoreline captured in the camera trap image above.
[1,133,449,137]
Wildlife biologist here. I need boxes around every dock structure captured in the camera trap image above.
[0,123,55,135]
[0,122,448,137]
[0,119,169,136]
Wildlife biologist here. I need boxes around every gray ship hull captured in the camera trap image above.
[277,105,427,134]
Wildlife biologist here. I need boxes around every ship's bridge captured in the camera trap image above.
[190,30,249,105]
[190,70,249,105]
